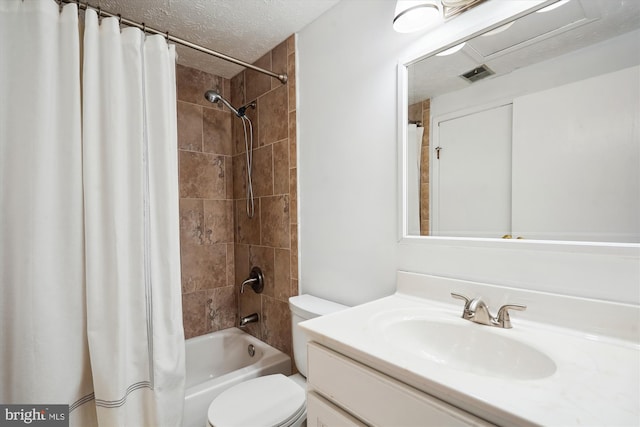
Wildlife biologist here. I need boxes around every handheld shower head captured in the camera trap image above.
[204,90,242,117]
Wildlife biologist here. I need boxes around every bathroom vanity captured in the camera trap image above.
[300,272,640,426]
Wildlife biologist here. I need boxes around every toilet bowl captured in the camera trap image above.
[206,295,348,427]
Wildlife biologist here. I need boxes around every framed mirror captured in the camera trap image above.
[400,0,640,245]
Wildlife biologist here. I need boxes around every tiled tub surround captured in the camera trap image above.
[178,35,298,362]
[178,65,236,339]
[231,36,299,361]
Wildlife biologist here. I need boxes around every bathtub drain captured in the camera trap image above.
[248,344,255,357]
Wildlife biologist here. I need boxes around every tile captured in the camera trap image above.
[274,249,291,301]
[203,107,232,155]
[182,290,207,339]
[421,220,430,236]
[232,153,247,200]
[258,85,288,146]
[230,71,245,107]
[271,40,288,91]
[204,200,233,244]
[288,111,297,162]
[226,242,235,289]
[246,52,271,102]
[179,198,204,247]
[289,168,297,224]
[181,242,227,291]
[207,286,237,332]
[248,245,275,298]
[291,224,298,280]
[286,34,295,55]
[291,279,299,298]
[262,296,292,357]
[235,199,261,245]
[420,182,429,227]
[287,52,296,112]
[408,102,422,123]
[261,195,290,248]
[420,145,430,184]
[238,287,262,339]
[273,139,289,195]
[179,151,226,199]
[222,78,231,104]
[177,102,203,151]
[225,156,234,199]
[233,103,258,155]
[234,243,250,286]
[252,145,274,197]
[177,64,223,108]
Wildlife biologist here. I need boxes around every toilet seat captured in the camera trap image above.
[207,374,306,427]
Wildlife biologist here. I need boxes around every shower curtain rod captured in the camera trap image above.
[59,0,288,84]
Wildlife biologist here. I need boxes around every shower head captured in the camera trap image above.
[204,90,243,117]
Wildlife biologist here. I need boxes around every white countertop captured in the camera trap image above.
[300,272,640,426]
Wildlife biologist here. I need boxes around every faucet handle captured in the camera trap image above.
[451,293,472,319]
[497,304,527,329]
[451,293,470,307]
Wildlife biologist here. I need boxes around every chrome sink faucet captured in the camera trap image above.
[451,293,526,329]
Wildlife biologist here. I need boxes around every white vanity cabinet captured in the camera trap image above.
[306,342,493,427]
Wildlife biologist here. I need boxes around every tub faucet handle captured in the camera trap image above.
[241,267,264,294]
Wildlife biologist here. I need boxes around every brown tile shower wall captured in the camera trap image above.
[176,35,298,357]
[231,35,298,361]
[177,65,237,339]
[409,99,431,236]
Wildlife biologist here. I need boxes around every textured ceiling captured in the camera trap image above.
[96,0,340,78]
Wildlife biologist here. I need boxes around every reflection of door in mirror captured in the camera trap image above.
[433,104,512,238]
[423,65,639,242]
[408,100,430,235]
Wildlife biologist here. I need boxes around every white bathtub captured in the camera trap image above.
[183,327,291,427]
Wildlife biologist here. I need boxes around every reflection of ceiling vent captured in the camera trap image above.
[460,64,494,83]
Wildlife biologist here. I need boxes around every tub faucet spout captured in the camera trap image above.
[239,312,259,327]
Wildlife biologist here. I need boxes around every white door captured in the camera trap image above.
[433,104,513,238]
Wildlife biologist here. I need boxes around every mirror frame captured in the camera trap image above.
[397,0,640,257]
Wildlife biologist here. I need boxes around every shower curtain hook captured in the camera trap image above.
[165,31,170,41]
[117,14,122,25]
[142,23,146,34]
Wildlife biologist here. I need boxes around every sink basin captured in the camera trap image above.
[373,312,557,380]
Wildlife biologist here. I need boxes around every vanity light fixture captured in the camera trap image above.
[393,1,441,33]
[393,0,486,33]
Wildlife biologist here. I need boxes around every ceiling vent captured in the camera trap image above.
[460,64,495,83]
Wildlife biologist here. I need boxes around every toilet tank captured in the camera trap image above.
[289,295,348,377]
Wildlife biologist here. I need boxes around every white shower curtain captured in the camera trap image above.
[407,124,424,235]
[0,2,185,426]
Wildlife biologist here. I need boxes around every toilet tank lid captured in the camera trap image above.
[289,294,349,319]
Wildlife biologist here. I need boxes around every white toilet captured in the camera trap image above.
[206,294,348,427]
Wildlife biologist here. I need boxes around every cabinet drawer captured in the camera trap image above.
[307,391,367,427]
[307,342,492,427]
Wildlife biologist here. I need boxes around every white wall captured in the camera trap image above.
[297,0,640,306]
